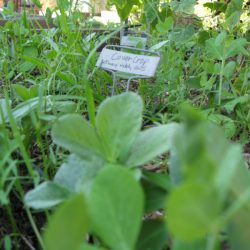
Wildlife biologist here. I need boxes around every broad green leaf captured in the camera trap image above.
[228,205,250,250]
[197,30,211,45]
[25,181,71,209]
[52,101,77,114]
[126,123,179,166]
[44,194,89,250]
[206,35,248,60]
[89,166,144,250]
[205,32,226,60]
[223,61,236,78]
[226,38,248,58]
[17,61,35,73]
[215,30,227,46]
[12,84,39,101]
[143,171,171,191]
[29,85,39,98]
[204,32,247,60]
[1,96,84,124]
[225,11,242,29]
[208,114,236,138]
[166,182,220,241]
[156,17,173,34]
[225,0,244,18]
[12,84,30,101]
[214,145,242,200]
[22,55,46,69]
[169,25,195,45]
[172,238,206,250]
[143,181,167,213]
[96,92,143,163]
[144,1,158,23]
[186,76,201,89]
[150,40,168,51]
[169,148,183,185]
[223,95,250,113]
[170,0,196,14]
[79,244,106,250]
[52,114,104,159]
[114,0,139,20]
[203,2,227,12]
[136,220,168,250]
[54,154,104,193]
[227,163,250,249]
[7,97,42,122]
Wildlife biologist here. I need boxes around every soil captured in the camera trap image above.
[0,192,45,249]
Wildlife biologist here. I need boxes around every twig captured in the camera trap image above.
[21,236,37,250]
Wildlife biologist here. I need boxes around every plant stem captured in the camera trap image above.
[4,94,35,178]
[218,59,225,106]
[222,186,250,223]
[25,207,46,250]
[6,204,18,235]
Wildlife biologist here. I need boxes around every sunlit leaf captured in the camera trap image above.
[25,182,71,209]
[136,220,168,250]
[44,194,89,250]
[89,166,144,250]
[167,182,220,241]
[126,123,179,166]
[52,114,104,159]
[96,92,143,163]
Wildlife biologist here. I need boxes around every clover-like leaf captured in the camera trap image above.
[167,182,221,241]
[89,166,144,250]
[96,92,143,163]
[25,182,71,209]
[52,114,104,159]
[44,194,89,250]
[126,123,180,167]
[54,154,104,193]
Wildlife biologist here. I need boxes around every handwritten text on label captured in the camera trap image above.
[96,48,160,77]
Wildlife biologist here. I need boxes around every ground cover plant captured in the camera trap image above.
[0,0,250,249]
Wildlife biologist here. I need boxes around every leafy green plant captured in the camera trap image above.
[25,92,179,208]
[25,103,250,250]
[107,0,140,21]
[205,30,249,105]
[167,106,250,250]
[1,2,250,249]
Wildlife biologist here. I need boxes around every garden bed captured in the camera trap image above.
[0,1,250,249]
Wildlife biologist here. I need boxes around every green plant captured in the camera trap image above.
[107,0,140,21]
[205,30,249,106]
[24,101,250,250]
[1,1,250,248]
[166,105,250,250]
[25,92,179,207]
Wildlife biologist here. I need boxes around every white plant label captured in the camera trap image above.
[96,48,160,77]
[121,36,147,48]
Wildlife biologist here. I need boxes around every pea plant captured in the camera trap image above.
[24,93,250,250]
[1,0,250,249]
